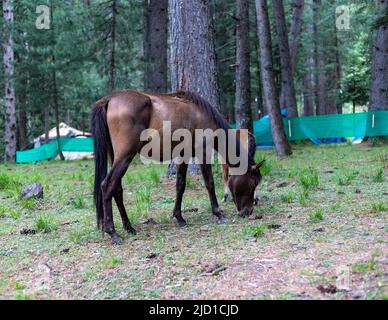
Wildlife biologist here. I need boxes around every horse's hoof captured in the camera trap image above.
[125,225,137,235]
[177,219,187,228]
[217,216,228,224]
[222,194,228,203]
[111,234,124,245]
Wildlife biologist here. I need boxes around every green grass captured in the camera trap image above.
[280,192,294,203]
[34,215,56,233]
[10,210,22,220]
[20,198,35,210]
[0,144,387,300]
[352,261,376,273]
[309,208,324,222]
[299,168,319,191]
[335,170,355,185]
[371,202,388,213]
[71,194,86,209]
[372,168,384,183]
[298,190,309,206]
[0,206,6,218]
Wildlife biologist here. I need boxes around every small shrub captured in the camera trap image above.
[352,261,376,273]
[0,173,13,190]
[72,195,85,209]
[13,281,26,290]
[148,166,160,184]
[129,186,151,224]
[125,172,135,185]
[34,215,56,233]
[371,202,387,213]
[0,206,6,218]
[252,224,267,238]
[21,199,35,210]
[15,292,33,300]
[10,210,22,220]
[335,171,354,186]
[0,173,21,194]
[372,168,384,183]
[281,192,294,203]
[299,168,319,191]
[298,190,309,206]
[309,208,324,222]
[102,257,122,269]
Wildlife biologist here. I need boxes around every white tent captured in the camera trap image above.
[34,122,93,160]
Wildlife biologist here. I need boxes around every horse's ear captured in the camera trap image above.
[251,159,266,173]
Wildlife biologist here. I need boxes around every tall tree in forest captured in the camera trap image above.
[108,0,117,91]
[302,0,315,116]
[326,3,341,114]
[143,0,168,92]
[169,0,220,109]
[50,1,64,160]
[255,0,292,157]
[273,0,298,117]
[313,0,328,115]
[234,0,253,131]
[369,0,388,111]
[289,0,305,76]
[168,0,220,175]
[3,0,16,161]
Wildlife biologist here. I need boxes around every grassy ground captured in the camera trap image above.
[0,143,387,300]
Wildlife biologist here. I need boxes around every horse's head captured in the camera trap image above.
[228,160,265,216]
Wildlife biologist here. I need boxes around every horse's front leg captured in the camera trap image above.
[172,163,188,227]
[200,164,228,224]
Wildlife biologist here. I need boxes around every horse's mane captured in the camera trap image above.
[173,91,256,166]
[173,91,231,132]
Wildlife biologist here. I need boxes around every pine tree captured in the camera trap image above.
[255,0,292,157]
[3,0,16,161]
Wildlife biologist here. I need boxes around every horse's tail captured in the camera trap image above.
[91,99,112,230]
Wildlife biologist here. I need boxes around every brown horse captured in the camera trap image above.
[91,89,265,244]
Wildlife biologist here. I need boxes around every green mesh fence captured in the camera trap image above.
[16,137,94,163]
[254,110,387,144]
[15,110,388,163]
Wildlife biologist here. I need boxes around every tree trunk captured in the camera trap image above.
[303,0,315,116]
[273,0,298,117]
[108,0,117,92]
[168,0,220,176]
[369,0,388,111]
[313,0,328,115]
[169,0,220,109]
[44,106,49,143]
[303,74,315,116]
[16,50,28,150]
[3,0,16,162]
[252,4,265,118]
[255,0,292,157]
[49,2,64,160]
[234,0,253,131]
[52,55,64,161]
[17,109,28,150]
[143,0,168,93]
[326,1,340,115]
[289,0,304,76]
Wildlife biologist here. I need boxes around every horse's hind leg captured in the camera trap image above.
[101,155,134,244]
[200,164,228,224]
[114,180,136,234]
[172,163,188,227]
